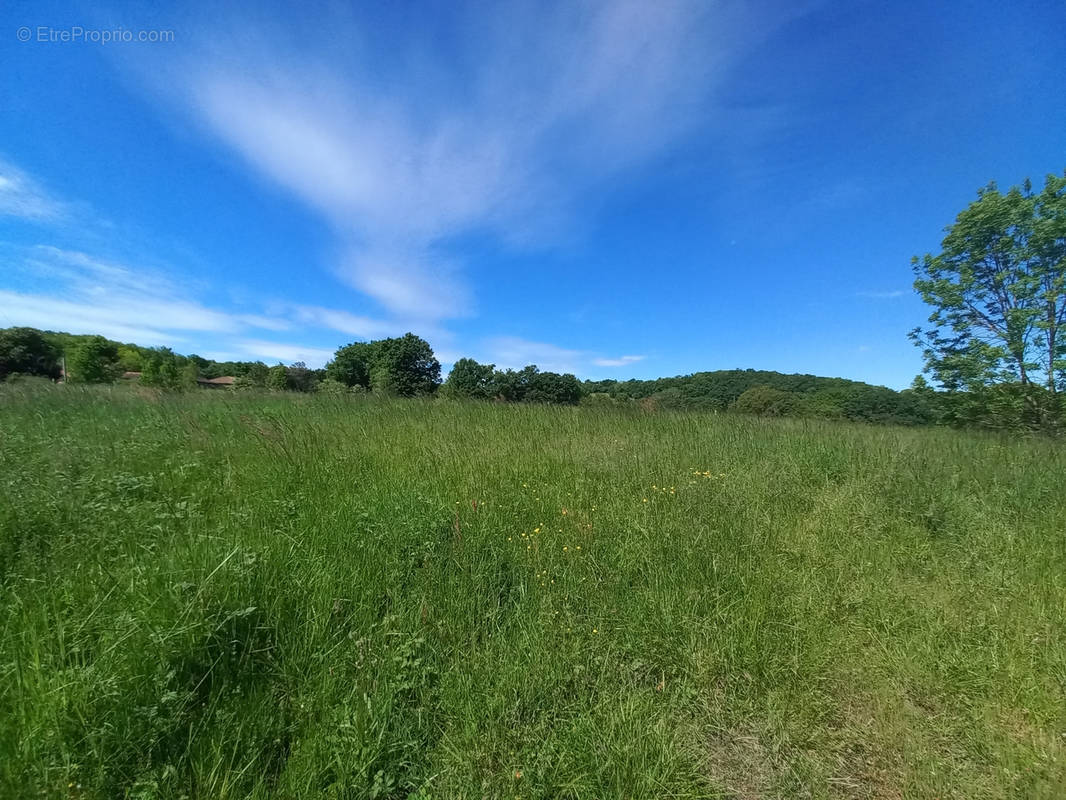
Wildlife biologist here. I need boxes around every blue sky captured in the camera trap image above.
[1,0,1063,387]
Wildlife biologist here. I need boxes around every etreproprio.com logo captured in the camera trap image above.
[16,26,175,44]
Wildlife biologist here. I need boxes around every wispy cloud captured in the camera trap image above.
[0,244,318,353]
[291,305,399,341]
[0,159,66,221]
[0,289,191,346]
[151,1,797,325]
[857,289,907,299]
[232,339,336,367]
[473,336,644,375]
[592,354,646,368]
[481,336,583,374]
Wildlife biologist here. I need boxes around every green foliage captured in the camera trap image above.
[315,377,351,396]
[492,364,539,402]
[444,361,584,405]
[181,361,199,388]
[2,390,1064,797]
[285,362,316,393]
[242,362,269,385]
[266,364,289,392]
[140,348,186,390]
[231,375,260,392]
[0,327,61,381]
[525,369,583,404]
[442,358,496,399]
[589,369,869,411]
[116,345,143,373]
[327,342,373,389]
[262,362,318,393]
[731,385,805,416]
[911,172,1066,431]
[580,391,619,407]
[66,335,120,383]
[371,334,441,396]
[327,334,441,396]
[590,369,933,425]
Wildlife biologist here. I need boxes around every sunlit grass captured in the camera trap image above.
[2,384,1064,798]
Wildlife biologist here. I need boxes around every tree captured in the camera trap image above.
[140,348,184,389]
[370,333,441,396]
[492,365,539,402]
[244,362,269,386]
[911,172,1066,427]
[730,385,805,417]
[67,336,119,383]
[285,361,316,392]
[326,342,373,390]
[315,377,350,396]
[326,334,441,396]
[266,364,289,392]
[181,361,200,388]
[116,345,144,373]
[443,358,497,399]
[0,327,60,381]
[526,371,583,404]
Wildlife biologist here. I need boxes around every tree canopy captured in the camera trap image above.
[327,334,441,396]
[67,336,119,384]
[911,172,1065,429]
[442,360,584,405]
[0,327,61,381]
[912,177,1065,376]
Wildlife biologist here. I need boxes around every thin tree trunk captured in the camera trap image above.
[1049,301,1058,394]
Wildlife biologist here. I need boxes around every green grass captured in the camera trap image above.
[2,385,1065,798]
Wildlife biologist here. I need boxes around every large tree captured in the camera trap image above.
[911,173,1066,405]
[443,358,497,399]
[327,334,440,397]
[67,336,120,384]
[140,347,185,389]
[326,342,373,390]
[370,334,441,396]
[0,327,61,381]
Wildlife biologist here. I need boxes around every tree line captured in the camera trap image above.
[2,170,1062,432]
[0,323,1014,428]
[0,327,586,405]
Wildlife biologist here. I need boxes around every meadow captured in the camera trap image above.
[1,385,1064,799]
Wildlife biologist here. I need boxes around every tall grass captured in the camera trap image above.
[1,384,1064,798]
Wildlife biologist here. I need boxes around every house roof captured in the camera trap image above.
[198,375,236,385]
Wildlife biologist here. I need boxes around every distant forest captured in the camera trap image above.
[2,324,1044,432]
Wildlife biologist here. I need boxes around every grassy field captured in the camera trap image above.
[1,386,1064,799]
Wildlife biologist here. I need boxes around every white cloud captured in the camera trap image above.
[337,245,471,321]
[461,337,648,376]
[0,159,65,221]
[1,244,297,348]
[292,305,397,340]
[0,289,188,346]
[234,339,335,367]
[857,289,906,299]
[234,313,292,332]
[0,164,447,362]
[592,354,646,367]
[151,1,795,323]
[480,336,583,374]
[290,304,451,348]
